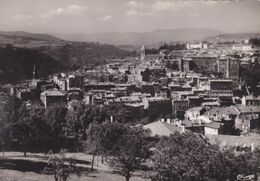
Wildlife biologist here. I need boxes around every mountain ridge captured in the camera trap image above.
[54,28,224,46]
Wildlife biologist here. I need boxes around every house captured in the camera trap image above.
[16,88,31,101]
[185,107,204,123]
[84,82,116,92]
[204,122,224,135]
[143,119,183,137]
[217,58,239,80]
[242,95,260,106]
[235,105,260,133]
[172,99,189,119]
[40,89,66,108]
[235,114,259,133]
[143,97,172,115]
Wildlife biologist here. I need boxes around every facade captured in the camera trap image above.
[143,97,172,115]
[187,55,218,72]
[16,88,31,101]
[209,79,233,98]
[40,89,66,108]
[217,58,239,79]
[172,99,189,119]
[232,44,254,52]
[186,42,208,50]
[84,82,116,92]
[242,95,260,106]
[204,122,224,135]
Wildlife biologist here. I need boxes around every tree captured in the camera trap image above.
[11,104,32,157]
[0,95,15,157]
[110,125,151,181]
[85,122,103,170]
[29,107,51,154]
[44,150,79,181]
[151,132,258,181]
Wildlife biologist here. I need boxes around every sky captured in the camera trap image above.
[1,0,260,34]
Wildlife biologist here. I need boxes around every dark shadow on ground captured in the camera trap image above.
[0,158,95,175]
[0,159,48,174]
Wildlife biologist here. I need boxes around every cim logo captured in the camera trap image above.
[237,174,256,181]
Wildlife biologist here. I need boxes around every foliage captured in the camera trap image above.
[39,42,134,70]
[0,41,133,84]
[11,104,33,156]
[249,38,260,46]
[0,46,65,84]
[159,43,186,51]
[241,64,260,96]
[43,150,79,181]
[145,48,159,54]
[0,95,15,156]
[84,121,152,181]
[151,132,258,181]
[110,124,152,181]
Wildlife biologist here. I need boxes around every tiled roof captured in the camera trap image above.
[144,120,182,136]
[236,105,260,113]
[42,89,66,96]
[205,122,223,129]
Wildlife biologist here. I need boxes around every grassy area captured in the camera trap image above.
[0,152,149,181]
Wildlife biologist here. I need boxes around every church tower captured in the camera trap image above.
[140,45,145,61]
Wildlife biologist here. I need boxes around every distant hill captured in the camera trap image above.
[0,31,65,47]
[55,28,223,46]
[204,33,260,43]
[0,31,135,84]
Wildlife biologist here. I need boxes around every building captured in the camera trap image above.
[235,114,259,133]
[232,44,254,52]
[84,82,116,92]
[217,58,239,79]
[141,83,160,96]
[141,45,145,61]
[186,42,208,50]
[16,88,31,101]
[143,97,172,115]
[143,119,183,137]
[209,79,233,98]
[66,75,84,90]
[204,122,224,135]
[172,99,189,119]
[185,107,204,123]
[40,89,66,108]
[186,55,218,72]
[242,95,260,106]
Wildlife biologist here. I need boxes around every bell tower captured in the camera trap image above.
[140,45,145,61]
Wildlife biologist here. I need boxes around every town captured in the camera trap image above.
[1,0,260,180]
[1,38,260,180]
[6,40,260,138]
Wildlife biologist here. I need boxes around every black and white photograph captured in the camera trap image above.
[0,0,260,180]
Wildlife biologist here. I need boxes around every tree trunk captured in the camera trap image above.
[125,175,130,181]
[23,145,27,157]
[2,141,5,157]
[101,155,104,164]
[91,154,95,170]
[125,171,131,181]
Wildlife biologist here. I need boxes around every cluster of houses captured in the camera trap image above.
[2,39,260,141]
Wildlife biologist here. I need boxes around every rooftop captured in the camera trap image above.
[144,120,182,137]
[236,105,260,113]
[41,89,66,96]
[205,122,224,129]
